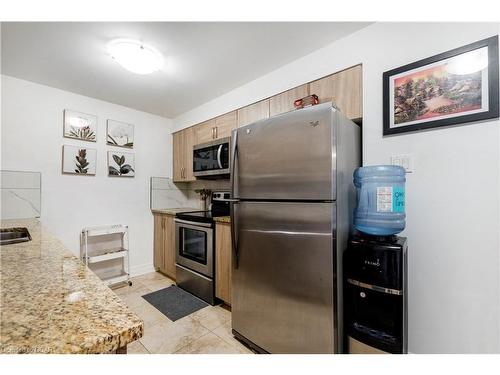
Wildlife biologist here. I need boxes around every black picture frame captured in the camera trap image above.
[383,35,499,136]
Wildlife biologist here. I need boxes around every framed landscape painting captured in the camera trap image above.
[107,120,134,148]
[383,36,499,135]
[62,145,97,175]
[63,110,97,142]
[108,151,135,177]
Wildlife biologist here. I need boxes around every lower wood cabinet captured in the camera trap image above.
[153,213,176,280]
[215,222,232,305]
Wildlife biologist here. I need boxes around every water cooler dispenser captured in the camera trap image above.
[345,165,408,354]
[344,234,408,353]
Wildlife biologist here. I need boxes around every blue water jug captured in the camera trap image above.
[353,165,406,236]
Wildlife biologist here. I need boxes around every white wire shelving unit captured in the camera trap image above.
[80,224,132,287]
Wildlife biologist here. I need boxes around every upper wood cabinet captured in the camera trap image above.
[309,65,362,121]
[194,119,216,144]
[172,131,184,182]
[215,111,238,139]
[215,222,232,305]
[153,213,176,280]
[269,84,309,117]
[184,127,195,181]
[238,99,270,127]
[173,127,196,182]
[171,65,362,183]
[194,111,237,144]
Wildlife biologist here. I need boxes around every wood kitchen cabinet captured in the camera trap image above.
[215,222,232,305]
[172,65,363,183]
[309,64,363,121]
[194,119,216,144]
[172,131,184,182]
[269,84,309,117]
[194,111,237,144]
[237,99,270,127]
[172,127,196,182]
[153,213,176,280]
[214,111,238,139]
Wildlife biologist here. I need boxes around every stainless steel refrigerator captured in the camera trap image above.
[229,102,361,354]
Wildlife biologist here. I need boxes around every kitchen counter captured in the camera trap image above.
[213,216,230,224]
[151,207,199,215]
[0,219,143,354]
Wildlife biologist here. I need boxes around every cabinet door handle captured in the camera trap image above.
[215,126,218,139]
[212,127,215,139]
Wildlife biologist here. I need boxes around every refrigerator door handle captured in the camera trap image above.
[230,129,238,195]
[230,200,239,269]
[230,129,239,269]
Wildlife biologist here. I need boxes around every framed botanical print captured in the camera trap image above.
[108,151,135,177]
[383,35,499,135]
[106,119,134,148]
[62,145,97,175]
[63,110,97,142]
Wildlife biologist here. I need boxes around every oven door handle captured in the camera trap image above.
[174,218,213,228]
[216,144,223,169]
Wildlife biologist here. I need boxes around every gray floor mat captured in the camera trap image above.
[142,285,209,321]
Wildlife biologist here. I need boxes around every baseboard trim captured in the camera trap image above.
[130,263,155,277]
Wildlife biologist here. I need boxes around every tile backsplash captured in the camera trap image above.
[1,170,41,219]
[150,177,230,210]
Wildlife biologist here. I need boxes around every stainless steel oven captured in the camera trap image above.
[175,218,215,304]
[193,137,230,178]
[175,219,213,278]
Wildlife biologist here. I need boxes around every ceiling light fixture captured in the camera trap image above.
[107,39,163,75]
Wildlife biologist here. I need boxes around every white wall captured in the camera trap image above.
[1,75,173,276]
[173,23,500,353]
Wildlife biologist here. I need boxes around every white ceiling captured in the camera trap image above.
[1,22,370,118]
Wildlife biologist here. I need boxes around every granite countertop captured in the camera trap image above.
[151,207,199,215]
[214,216,230,223]
[0,219,143,354]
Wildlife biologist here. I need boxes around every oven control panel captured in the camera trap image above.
[212,191,231,201]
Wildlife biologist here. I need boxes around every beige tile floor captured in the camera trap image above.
[112,271,253,354]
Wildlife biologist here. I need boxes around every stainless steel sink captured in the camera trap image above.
[0,227,32,245]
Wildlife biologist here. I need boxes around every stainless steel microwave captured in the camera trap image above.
[193,137,230,178]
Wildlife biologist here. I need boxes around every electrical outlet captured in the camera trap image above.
[391,154,413,173]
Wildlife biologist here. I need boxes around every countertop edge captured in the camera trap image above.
[0,218,144,354]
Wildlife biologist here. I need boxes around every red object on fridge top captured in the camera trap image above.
[294,94,319,109]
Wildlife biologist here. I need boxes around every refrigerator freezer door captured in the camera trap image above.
[231,201,338,353]
[233,103,336,201]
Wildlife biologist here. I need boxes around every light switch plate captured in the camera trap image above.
[391,154,413,173]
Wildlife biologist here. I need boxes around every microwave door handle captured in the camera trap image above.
[217,144,223,169]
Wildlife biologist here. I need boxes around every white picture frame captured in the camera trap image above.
[62,145,97,175]
[108,151,135,177]
[107,120,134,148]
[63,110,97,142]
